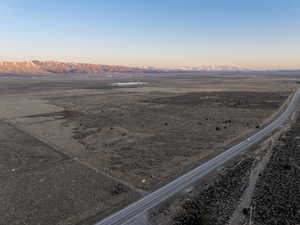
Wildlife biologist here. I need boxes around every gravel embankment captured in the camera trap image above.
[252,119,300,225]
[173,158,254,225]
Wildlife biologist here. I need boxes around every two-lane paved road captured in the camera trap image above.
[95,89,300,225]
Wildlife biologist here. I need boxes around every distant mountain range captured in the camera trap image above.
[4,60,289,75]
[0,61,148,75]
[0,61,250,75]
[137,65,248,72]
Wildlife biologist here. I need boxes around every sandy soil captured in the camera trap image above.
[43,89,289,190]
[0,72,299,224]
[0,121,138,225]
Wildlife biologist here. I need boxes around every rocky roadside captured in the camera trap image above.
[151,117,298,225]
[251,118,300,225]
[150,157,254,225]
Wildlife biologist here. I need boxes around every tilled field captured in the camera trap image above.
[251,119,300,225]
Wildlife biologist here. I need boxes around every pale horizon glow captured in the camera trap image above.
[1,0,300,70]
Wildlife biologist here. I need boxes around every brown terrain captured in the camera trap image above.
[0,71,299,225]
[152,112,300,225]
[0,60,249,75]
[0,61,148,75]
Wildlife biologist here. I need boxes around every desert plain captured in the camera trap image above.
[0,71,299,225]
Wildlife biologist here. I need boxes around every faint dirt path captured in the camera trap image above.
[228,96,299,225]
[3,117,145,196]
[228,147,272,225]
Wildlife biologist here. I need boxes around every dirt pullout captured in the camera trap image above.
[251,120,300,225]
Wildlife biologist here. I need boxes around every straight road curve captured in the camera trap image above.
[95,89,300,225]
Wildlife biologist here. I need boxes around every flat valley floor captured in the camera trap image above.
[0,72,299,225]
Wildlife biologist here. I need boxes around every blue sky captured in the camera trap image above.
[1,0,300,69]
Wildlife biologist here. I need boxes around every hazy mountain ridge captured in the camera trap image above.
[0,60,250,75]
[0,61,148,75]
[138,65,248,72]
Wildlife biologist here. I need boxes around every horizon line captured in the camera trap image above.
[0,59,299,72]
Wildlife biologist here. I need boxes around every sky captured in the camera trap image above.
[1,0,300,70]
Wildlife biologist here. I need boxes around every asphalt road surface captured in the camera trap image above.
[95,89,300,225]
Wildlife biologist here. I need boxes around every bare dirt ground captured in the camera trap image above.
[0,121,137,225]
[150,114,297,225]
[0,72,299,224]
[251,118,300,225]
[44,90,288,191]
[150,75,300,225]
